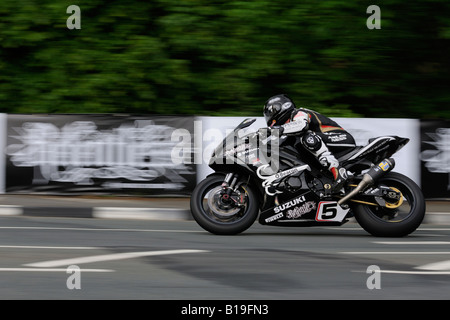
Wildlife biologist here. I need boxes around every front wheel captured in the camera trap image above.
[190,174,259,235]
[353,172,426,237]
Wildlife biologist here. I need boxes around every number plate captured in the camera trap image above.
[315,201,350,222]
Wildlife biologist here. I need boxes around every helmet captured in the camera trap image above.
[263,94,296,127]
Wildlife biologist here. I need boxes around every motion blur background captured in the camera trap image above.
[0,0,449,118]
[0,1,449,199]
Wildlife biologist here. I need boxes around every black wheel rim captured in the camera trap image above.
[366,179,415,223]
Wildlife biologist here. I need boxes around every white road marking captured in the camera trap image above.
[0,268,114,272]
[373,241,450,245]
[341,252,450,255]
[353,269,450,275]
[24,249,210,268]
[0,245,102,250]
[348,244,450,274]
[325,227,450,231]
[0,225,449,233]
[0,226,198,233]
[416,260,450,271]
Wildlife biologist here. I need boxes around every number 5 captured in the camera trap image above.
[321,203,337,219]
[316,201,349,222]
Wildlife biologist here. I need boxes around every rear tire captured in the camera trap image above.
[353,172,425,237]
[190,174,259,235]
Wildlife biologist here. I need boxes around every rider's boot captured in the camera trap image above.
[329,166,348,193]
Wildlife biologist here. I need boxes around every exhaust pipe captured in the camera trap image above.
[338,158,395,206]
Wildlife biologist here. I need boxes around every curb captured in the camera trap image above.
[0,205,449,225]
[423,212,450,225]
[0,205,193,221]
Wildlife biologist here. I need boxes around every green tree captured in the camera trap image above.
[0,0,449,118]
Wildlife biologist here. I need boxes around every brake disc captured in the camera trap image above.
[207,186,241,219]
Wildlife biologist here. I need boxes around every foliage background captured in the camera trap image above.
[0,0,449,118]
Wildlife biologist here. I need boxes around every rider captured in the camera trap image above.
[263,94,356,193]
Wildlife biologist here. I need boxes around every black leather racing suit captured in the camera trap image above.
[278,108,356,182]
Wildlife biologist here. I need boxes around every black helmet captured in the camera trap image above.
[263,94,296,127]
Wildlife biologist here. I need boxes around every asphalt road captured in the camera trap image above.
[0,215,449,301]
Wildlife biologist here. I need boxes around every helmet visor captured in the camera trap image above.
[263,102,281,126]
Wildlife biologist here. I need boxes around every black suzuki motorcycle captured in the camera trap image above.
[190,118,425,237]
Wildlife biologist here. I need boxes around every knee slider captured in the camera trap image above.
[302,132,322,152]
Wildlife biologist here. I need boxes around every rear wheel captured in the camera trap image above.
[190,174,259,235]
[353,172,425,237]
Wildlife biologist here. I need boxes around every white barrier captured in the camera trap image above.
[335,117,421,186]
[0,114,6,193]
[0,114,423,194]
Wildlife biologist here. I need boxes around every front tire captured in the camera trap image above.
[190,174,259,235]
[353,172,426,237]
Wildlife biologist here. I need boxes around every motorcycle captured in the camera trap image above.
[190,118,425,237]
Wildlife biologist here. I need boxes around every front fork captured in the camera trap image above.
[221,173,246,206]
